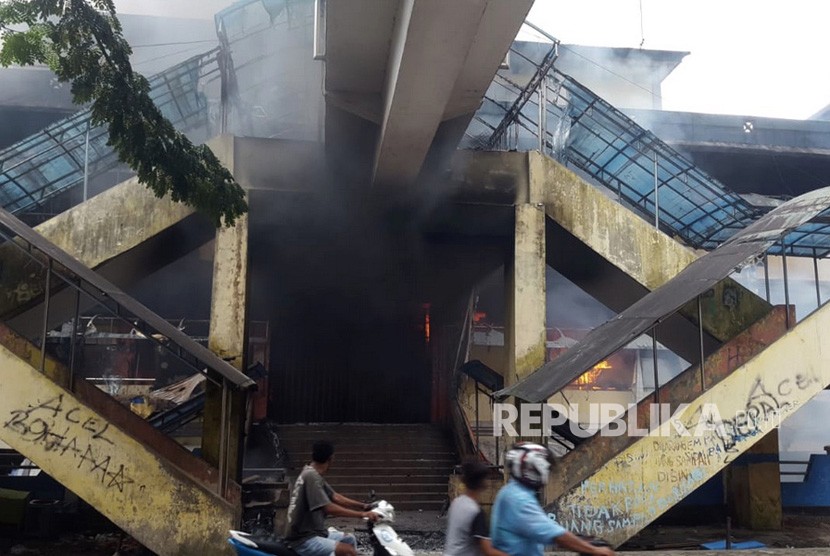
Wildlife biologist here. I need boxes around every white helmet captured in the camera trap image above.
[506,442,554,489]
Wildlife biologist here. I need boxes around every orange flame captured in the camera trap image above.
[575,360,612,388]
[420,303,431,343]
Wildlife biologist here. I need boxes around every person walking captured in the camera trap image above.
[444,461,508,556]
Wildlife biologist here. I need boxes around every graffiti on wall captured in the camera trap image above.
[548,368,822,542]
[3,394,143,494]
[681,373,817,463]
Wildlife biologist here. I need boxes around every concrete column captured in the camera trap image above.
[204,135,250,486]
[502,157,548,488]
[505,203,547,386]
[506,156,547,386]
[503,201,547,483]
[726,429,783,530]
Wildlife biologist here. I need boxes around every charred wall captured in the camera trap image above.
[244,140,514,423]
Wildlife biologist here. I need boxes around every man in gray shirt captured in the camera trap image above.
[444,461,508,556]
[285,440,379,556]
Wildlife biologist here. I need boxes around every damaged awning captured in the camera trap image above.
[494,186,830,403]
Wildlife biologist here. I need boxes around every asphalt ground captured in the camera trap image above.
[4,511,829,554]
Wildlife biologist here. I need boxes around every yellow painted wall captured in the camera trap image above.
[548,300,830,547]
[0,344,236,556]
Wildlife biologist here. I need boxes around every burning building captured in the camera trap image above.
[2,0,830,551]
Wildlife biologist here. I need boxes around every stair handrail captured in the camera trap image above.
[449,292,506,465]
[0,47,222,218]
[0,205,255,496]
[0,206,254,390]
[473,35,769,252]
[484,25,559,150]
[470,32,830,256]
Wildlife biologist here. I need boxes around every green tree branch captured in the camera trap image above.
[0,0,247,227]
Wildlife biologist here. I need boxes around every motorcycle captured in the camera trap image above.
[228,499,413,556]
[364,500,414,556]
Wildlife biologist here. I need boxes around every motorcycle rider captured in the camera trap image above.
[491,442,615,556]
[285,440,379,556]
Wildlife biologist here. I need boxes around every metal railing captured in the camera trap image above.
[780,459,810,483]
[489,255,830,463]
[0,49,222,219]
[1,0,320,227]
[449,293,495,463]
[464,26,830,257]
[460,22,830,466]
[0,205,255,496]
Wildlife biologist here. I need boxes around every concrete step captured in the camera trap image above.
[315,450,455,456]
[278,435,449,442]
[277,426,449,441]
[281,446,455,453]
[384,499,446,511]
[279,423,441,434]
[280,438,451,447]
[302,450,456,464]
[324,467,453,477]
[337,491,447,502]
[290,458,455,466]
[328,478,449,488]
[326,472,450,485]
[330,484,448,495]
[279,424,455,509]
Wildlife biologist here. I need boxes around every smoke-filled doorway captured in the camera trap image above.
[249,187,435,424]
[267,312,432,423]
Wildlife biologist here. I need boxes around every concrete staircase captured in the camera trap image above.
[0,324,243,556]
[511,153,830,546]
[544,298,830,546]
[0,207,253,556]
[277,424,456,511]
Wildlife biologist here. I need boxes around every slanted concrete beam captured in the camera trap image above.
[325,1,531,187]
[528,151,772,342]
[0,136,251,339]
[545,306,790,504]
[442,0,534,120]
[373,0,489,187]
[546,298,830,547]
[0,341,238,556]
[0,176,200,322]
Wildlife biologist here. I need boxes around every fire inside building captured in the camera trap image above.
[1,0,830,554]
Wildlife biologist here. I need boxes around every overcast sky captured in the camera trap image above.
[527,0,830,120]
[114,0,830,120]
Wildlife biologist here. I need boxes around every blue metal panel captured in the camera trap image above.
[782,453,830,508]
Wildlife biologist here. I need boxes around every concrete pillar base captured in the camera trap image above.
[726,429,783,530]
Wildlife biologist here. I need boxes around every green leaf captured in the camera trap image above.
[0,0,248,227]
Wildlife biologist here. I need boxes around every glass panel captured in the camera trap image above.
[464,33,830,256]
[0,49,221,218]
